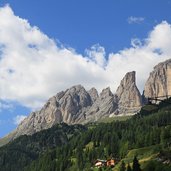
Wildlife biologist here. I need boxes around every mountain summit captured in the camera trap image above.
[144,59,171,99]
[116,71,142,114]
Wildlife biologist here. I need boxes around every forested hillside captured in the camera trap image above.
[0,124,86,171]
[0,99,171,171]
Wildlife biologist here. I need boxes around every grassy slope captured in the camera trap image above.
[0,131,16,147]
[112,101,171,171]
[124,145,160,163]
[97,115,132,123]
[113,145,171,171]
[75,143,170,171]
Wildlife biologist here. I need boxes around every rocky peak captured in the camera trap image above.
[116,71,142,113]
[85,87,117,122]
[88,87,99,103]
[100,87,113,99]
[12,85,92,138]
[54,85,92,124]
[62,85,91,107]
[144,59,171,99]
[116,71,136,97]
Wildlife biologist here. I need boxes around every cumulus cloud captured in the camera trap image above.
[13,115,27,125]
[127,16,145,24]
[0,101,13,112]
[147,21,171,54]
[0,5,171,110]
[85,44,106,67]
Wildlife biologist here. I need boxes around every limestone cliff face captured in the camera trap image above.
[5,72,143,140]
[85,87,118,122]
[13,86,118,138]
[88,87,99,103]
[144,59,171,99]
[13,85,92,138]
[56,85,92,124]
[116,71,142,114]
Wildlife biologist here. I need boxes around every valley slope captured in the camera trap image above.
[0,98,170,171]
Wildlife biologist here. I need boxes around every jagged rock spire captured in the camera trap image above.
[116,71,142,114]
[144,59,171,99]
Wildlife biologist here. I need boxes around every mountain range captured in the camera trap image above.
[1,58,171,146]
[0,95,171,171]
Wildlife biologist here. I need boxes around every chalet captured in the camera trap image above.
[94,159,107,167]
[107,159,115,167]
[94,158,117,168]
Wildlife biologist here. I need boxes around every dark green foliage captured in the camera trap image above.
[127,163,132,171]
[1,98,171,171]
[132,156,141,171]
[26,104,171,170]
[0,123,86,171]
[120,161,126,171]
[143,160,171,171]
[76,145,84,170]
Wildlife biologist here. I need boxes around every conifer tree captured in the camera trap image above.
[127,163,132,171]
[120,161,126,171]
[132,156,141,171]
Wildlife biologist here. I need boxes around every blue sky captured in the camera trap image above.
[0,0,171,137]
[1,0,170,54]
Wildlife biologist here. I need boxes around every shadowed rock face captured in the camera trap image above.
[13,85,92,138]
[84,87,118,123]
[144,59,171,99]
[88,87,99,103]
[56,85,92,124]
[116,71,142,114]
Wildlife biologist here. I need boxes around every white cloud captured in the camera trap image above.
[85,44,106,67]
[131,38,142,48]
[13,115,27,125]
[0,5,171,110]
[127,16,145,24]
[0,101,13,112]
[147,21,171,54]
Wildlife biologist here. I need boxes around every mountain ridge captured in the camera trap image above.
[1,58,171,146]
[10,71,142,140]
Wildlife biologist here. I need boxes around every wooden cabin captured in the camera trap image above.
[94,159,106,167]
[107,159,115,167]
